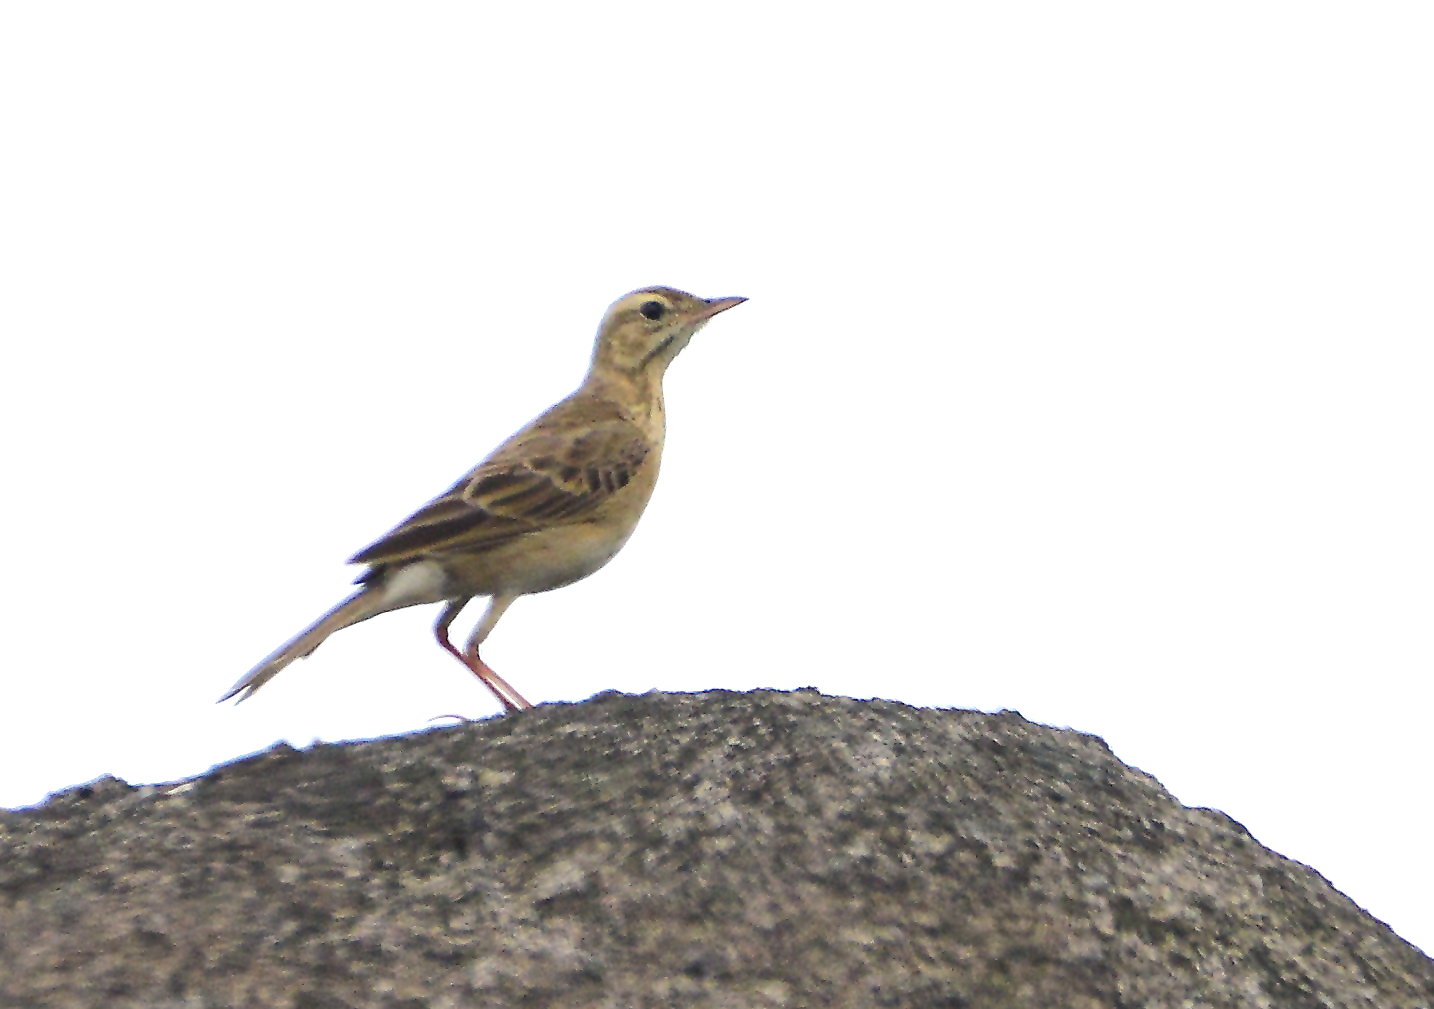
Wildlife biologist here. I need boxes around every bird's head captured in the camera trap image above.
[589,287,746,378]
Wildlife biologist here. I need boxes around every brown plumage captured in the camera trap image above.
[221,287,745,711]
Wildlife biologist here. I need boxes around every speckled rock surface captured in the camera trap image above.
[1,689,1429,1008]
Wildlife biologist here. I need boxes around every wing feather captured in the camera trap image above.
[348,397,651,570]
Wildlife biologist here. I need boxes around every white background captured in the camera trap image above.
[2,3,1430,955]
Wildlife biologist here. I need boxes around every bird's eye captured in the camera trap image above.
[640,301,666,321]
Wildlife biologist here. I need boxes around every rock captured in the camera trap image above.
[1,689,1429,1008]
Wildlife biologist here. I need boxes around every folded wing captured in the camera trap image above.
[349,400,651,572]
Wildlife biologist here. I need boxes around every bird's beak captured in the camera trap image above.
[692,296,747,321]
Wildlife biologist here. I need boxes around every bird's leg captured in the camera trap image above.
[462,594,531,711]
[433,598,471,664]
[433,597,531,713]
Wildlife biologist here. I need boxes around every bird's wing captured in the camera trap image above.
[348,401,652,569]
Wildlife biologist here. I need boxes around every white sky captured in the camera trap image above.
[3,3,1430,955]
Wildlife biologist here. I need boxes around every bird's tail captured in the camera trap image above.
[219,589,391,703]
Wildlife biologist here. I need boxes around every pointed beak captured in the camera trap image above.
[693,296,747,321]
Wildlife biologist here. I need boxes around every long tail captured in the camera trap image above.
[219,589,392,703]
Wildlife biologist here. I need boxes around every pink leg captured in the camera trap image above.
[434,601,531,713]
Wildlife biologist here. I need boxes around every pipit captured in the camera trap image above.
[221,287,745,712]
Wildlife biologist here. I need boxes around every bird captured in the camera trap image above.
[221,286,746,712]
